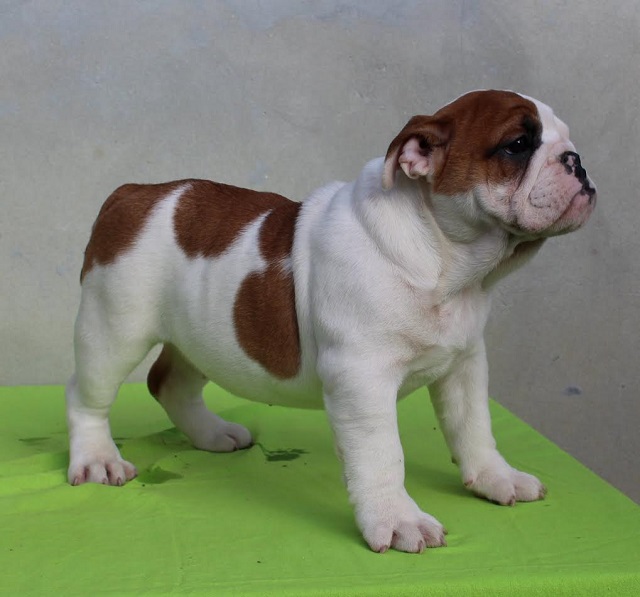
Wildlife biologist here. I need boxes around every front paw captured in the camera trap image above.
[464,462,546,506]
[68,439,137,486]
[68,455,137,486]
[356,491,447,553]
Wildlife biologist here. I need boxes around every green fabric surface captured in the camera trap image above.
[0,384,638,596]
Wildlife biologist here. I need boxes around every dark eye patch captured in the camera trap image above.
[503,135,531,155]
[486,134,532,160]
[490,115,542,160]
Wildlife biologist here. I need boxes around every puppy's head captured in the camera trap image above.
[383,90,596,237]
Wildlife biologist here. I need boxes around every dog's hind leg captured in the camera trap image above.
[147,344,252,452]
[66,296,152,486]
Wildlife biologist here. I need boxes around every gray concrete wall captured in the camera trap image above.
[1,1,638,502]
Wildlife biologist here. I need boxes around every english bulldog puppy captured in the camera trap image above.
[66,90,596,553]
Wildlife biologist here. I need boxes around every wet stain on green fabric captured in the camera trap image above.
[255,443,308,462]
[137,466,183,484]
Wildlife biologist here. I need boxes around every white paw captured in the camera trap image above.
[356,491,447,553]
[465,462,546,505]
[192,420,253,453]
[68,449,137,486]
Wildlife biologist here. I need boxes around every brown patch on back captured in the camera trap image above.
[259,199,302,261]
[385,90,541,196]
[233,201,302,379]
[173,180,294,258]
[171,177,303,379]
[80,180,185,282]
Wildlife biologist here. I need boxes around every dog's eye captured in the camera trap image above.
[503,135,531,155]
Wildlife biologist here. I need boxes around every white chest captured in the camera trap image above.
[398,287,491,395]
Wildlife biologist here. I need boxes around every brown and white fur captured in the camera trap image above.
[66,90,596,553]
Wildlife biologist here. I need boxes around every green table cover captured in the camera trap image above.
[1,384,638,595]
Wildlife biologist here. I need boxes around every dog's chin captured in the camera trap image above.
[545,189,596,236]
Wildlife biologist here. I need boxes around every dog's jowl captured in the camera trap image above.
[66,90,595,553]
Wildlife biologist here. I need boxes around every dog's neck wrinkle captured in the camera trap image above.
[352,162,444,291]
[420,187,544,299]
[352,161,531,302]
[481,236,546,289]
[418,187,512,301]
[433,229,512,301]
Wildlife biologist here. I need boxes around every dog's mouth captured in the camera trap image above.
[579,183,597,206]
[502,185,596,239]
[549,186,596,234]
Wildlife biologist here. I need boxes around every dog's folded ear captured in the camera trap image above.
[382,116,451,190]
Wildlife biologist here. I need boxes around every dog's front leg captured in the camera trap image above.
[322,361,446,553]
[429,340,546,505]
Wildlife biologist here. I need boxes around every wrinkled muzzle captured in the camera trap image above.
[520,151,596,236]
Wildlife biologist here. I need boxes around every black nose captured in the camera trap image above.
[581,184,596,204]
[560,151,588,183]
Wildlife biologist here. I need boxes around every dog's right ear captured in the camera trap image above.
[382,116,451,190]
